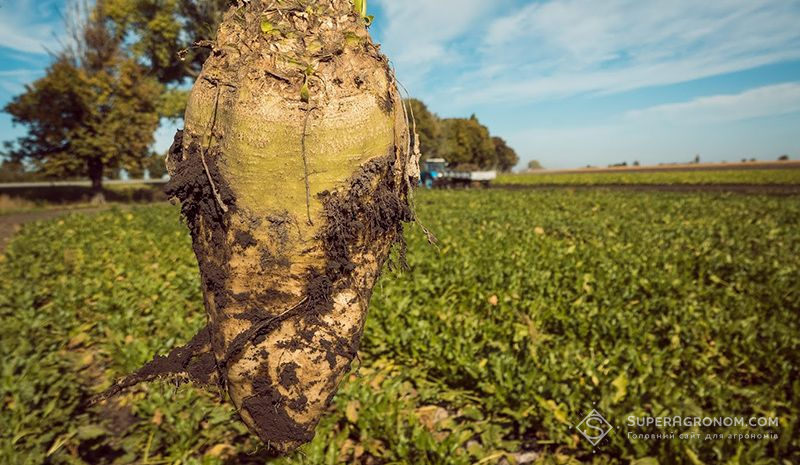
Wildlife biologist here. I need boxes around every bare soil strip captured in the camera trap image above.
[527,160,800,175]
[492,183,800,196]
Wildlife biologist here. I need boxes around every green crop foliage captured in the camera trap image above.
[1,190,799,464]
[497,169,800,185]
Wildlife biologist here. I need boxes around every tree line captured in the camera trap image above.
[1,0,518,192]
[408,100,518,172]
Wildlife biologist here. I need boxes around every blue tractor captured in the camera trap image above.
[420,158,447,188]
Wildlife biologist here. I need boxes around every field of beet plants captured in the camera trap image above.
[1,189,799,465]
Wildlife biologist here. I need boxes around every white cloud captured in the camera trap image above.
[626,82,800,124]
[0,69,44,95]
[0,69,41,77]
[462,49,800,104]
[0,0,64,55]
[372,0,496,90]
[439,0,800,106]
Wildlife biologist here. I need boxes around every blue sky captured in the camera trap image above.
[1,0,800,169]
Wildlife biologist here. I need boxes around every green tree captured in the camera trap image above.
[4,7,162,198]
[492,136,518,172]
[0,158,42,182]
[405,99,441,161]
[527,159,543,170]
[101,0,229,83]
[100,0,230,118]
[145,154,168,179]
[440,115,496,170]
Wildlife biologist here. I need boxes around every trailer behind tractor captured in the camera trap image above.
[420,158,497,188]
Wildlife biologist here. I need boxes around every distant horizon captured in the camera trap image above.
[2,0,800,171]
[519,156,797,172]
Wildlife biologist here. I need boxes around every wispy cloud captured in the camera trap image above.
[626,82,800,124]
[462,49,800,104]
[0,0,64,55]
[380,0,800,107]
[0,69,42,77]
[0,69,44,95]
[372,0,495,89]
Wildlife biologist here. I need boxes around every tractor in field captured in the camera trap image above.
[420,158,497,188]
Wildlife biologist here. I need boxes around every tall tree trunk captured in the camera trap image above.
[88,158,105,204]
